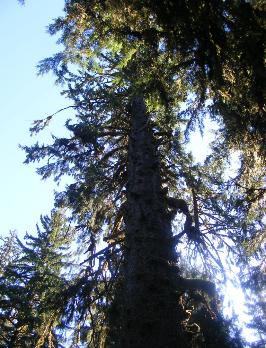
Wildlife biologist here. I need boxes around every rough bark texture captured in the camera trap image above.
[121,96,187,348]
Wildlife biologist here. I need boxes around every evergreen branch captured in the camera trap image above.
[81,241,123,266]
[29,103,86,135]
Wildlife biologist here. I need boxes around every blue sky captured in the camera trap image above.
[0,0,72,236]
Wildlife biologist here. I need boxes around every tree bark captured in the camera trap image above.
[120,96,187,348]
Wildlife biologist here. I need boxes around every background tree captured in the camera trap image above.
[0,212,74,347]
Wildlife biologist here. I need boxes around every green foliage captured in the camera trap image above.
[242,263,266,345]
[42,0,265,157]
[0,212,73,347]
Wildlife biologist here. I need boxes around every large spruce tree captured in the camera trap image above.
[5,0,265,346]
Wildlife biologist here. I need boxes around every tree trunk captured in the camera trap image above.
[120,96,187,348]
